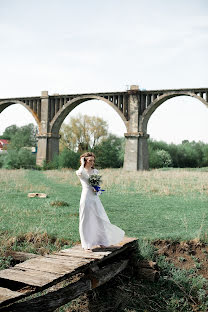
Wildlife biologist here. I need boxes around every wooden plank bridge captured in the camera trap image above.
[0,237,138,311]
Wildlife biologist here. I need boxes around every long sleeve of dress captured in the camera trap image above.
[76,164,85,177]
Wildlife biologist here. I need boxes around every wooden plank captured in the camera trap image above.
[3,260,129,312]
[44,254,92,264]
[0,268,60,287]
[0,288,23,303]
[40,256,91,267]
[56,249,111,259]
[0,286,34,308]
[117,236,137,245]
[55,237,138,261]
[15,257,89,275]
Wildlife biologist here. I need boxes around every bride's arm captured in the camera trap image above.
[76,157,85,176]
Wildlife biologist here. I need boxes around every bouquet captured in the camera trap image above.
[88,174,105,195]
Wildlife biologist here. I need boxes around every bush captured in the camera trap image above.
[149,149,172,168]
[3,149,36,169]
[18,149,36,168]
[202,144,208,166]
[3,150,20,169]
[58,149,80,169]
[0,154,6,168]
[43,149,80,170]
[156,150,172,167]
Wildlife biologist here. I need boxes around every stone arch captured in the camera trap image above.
[50,95,128,134]
[139,92,208,134]
[0,100,41,131]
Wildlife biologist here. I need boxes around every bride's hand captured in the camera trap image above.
[81,157,85,165]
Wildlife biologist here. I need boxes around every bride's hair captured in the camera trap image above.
[80,152,95,168]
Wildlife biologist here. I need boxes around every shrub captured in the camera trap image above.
[57,149,80,169]
[156,149,172,167]
[149,148,172,168]
[43,149,80,170]
[18,148,36,168]
[3,148,36,169]
[0,154,6,168]
[3,149,20,169]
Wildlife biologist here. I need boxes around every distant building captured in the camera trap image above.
[0,139,9,151]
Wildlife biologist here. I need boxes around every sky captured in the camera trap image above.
[0,0,208,143]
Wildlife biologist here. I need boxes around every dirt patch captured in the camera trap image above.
[153,238,208,279]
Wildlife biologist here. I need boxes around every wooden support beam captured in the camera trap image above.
[137,260,160,282]
[88,259,129,289]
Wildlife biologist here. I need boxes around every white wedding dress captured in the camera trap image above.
[76,165,125,249]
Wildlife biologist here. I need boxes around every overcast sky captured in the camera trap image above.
[0,0,208,143]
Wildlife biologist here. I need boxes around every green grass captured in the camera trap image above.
[1,168,208,242]
[0,170,80,243]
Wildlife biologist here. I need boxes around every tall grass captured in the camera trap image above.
[44,167,208,196]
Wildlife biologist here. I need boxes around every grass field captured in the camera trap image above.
[1,167,208,243]
[1,168,208,311]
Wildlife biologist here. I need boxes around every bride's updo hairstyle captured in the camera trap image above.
[80,152,95,168]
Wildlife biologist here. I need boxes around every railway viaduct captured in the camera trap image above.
[1,86,208,170]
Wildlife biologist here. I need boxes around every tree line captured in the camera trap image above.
[0,115,208,169]
[148,139,208,168]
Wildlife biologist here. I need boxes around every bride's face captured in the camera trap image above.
[85,156,95,168]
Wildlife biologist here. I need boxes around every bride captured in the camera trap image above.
[76,152,125,251]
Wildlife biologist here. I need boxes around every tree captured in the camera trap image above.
[3,124,37,150]
[1,125,18,140]
[148,139,208,168]
[93,134,124,168]
[60,114,108,152]
[1,124,38,169]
